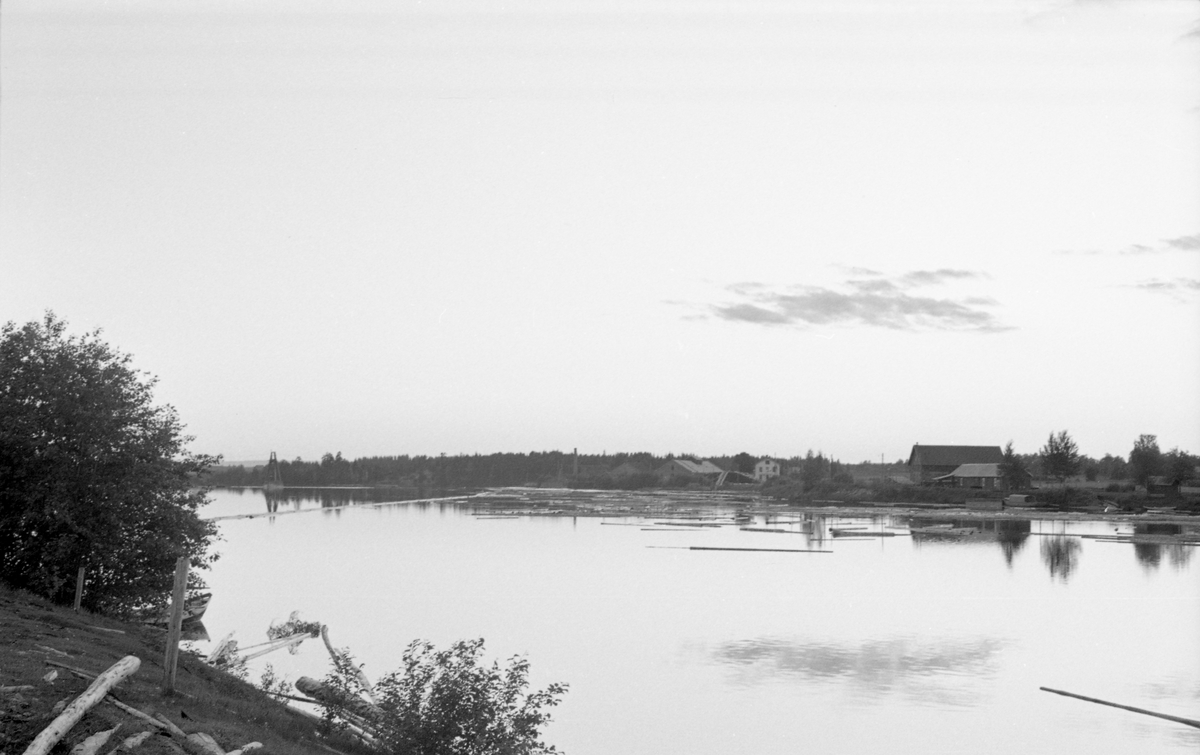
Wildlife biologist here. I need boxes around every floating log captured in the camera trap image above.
[1,684,34,693]
[1040,686,1200,730]
[22,655,140,755]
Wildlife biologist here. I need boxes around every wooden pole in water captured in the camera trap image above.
[1040,687,1200,730]
[73,566,85,612]
[161,557,189,695]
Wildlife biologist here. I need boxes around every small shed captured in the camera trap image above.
[1146,476,1182,500]
[934,463,1002,490]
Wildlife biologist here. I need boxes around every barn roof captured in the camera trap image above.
[908,445,1004,466]
[662,459,724,475]
[935,463,1001,479]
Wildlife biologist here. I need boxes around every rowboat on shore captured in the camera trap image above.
[141,592,211,626]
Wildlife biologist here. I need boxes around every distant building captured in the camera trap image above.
[1146,476,1182,500]
[933,463,1002,490]
[656,459,724,482]
[907,444,1004,484]
[754,458,780,482]
[611,461,652,479]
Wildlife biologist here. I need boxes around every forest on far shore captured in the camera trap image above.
[201,435,1198,493]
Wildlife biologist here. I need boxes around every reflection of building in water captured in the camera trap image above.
[264,451,283,490]
[1040,536,1081,581]
[907,517,1031,565]
[1132,523,1193,570]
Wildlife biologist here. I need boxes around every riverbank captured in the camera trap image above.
[0,584,366,755]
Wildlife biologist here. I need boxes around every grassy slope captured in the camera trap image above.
[0,584,368,755]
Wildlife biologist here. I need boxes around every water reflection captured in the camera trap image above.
[1132,524,1194,571]
[261,486,423,512]
[907,517,1032,565]
[711,636,1005,706]
[1040,536,1081,582]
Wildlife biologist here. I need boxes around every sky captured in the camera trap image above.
[2,0,1198,464]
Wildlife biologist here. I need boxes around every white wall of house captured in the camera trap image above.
[754,458,780,482]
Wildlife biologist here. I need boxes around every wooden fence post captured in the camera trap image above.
[161,557,189,695]
[73,566,86,612]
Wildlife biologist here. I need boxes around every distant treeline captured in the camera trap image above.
[201,450,843,491]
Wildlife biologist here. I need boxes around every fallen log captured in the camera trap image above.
[321,627,377,705]
[183,732,225,755]
[68,724,118,755]
[295,677,380,722]
[1040,686,1200,730]
[105,698,173,731]
[21,655,140,755]
[116,731,153,751]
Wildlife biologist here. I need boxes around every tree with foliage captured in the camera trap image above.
[1128,434,1163,487]
[998,441,1028,490]
[1039,430,1080,483]
[800,450,827,488]
[0,313,216,614]
[322,638,567,755]
[1097,453,1127,481]
[1163,447,1199,482]
[730,452,755,475]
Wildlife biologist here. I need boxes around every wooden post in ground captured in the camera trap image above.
[73,566,86,612]
[161,556,189,695]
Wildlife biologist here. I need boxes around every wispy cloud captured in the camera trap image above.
[689,268,1009,333]
[1126,277,1200,301]
[1164,234,1200,251]
[1056,233,1200,256]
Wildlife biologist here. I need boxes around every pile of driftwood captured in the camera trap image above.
[20,656,262,755]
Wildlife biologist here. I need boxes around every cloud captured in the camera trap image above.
[1057,233,1200,256]
[695,269,1010,333]
[1127,277,1200,299]
[898,268,984,286]
[1164,234,1200,251]
[710,636,1006,704]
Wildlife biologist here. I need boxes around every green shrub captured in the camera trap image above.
[322,638,567,755]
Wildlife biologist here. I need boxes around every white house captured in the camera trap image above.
[754,458,780,482]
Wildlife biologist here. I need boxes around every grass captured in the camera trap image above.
[0,582,371,755]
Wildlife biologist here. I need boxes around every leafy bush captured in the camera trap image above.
[0,313,216,614]
[322,638,567,755]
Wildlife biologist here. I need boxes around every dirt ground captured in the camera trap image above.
[0,585,366,755]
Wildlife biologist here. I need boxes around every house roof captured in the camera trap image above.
[908,445,1004,467]
[661,459,724,475]
[935,463,1001,479]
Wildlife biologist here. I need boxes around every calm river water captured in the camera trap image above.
[195,488,1200,755]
